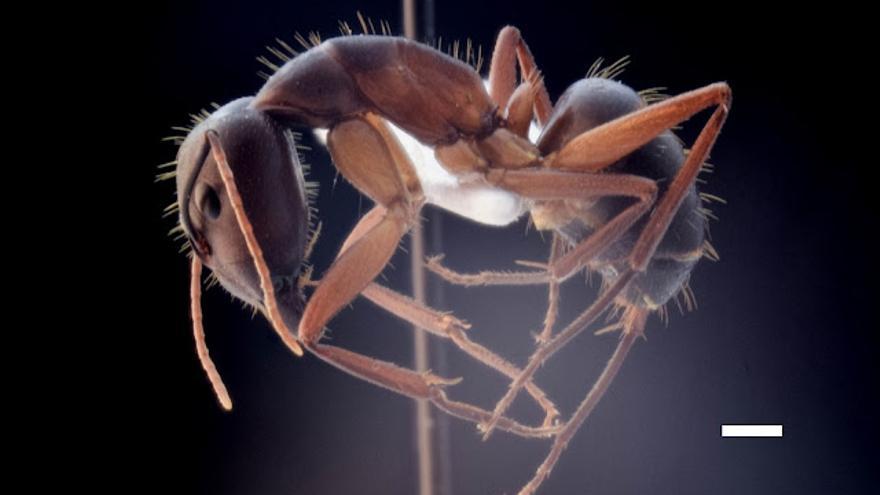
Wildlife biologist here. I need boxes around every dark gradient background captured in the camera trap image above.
[120,1,877,494]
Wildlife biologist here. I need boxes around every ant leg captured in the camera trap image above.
[426,170,652,408]
[423,233,561,343]
[628,96,730,271]
[430,83,730,286]
[214,136,560,439]
[298,113,425,343]
[479,270,635,440]
[474,169,656,438]
[299,204,409,343]
[493,169,658,281]
[428,169,656,288]
[499,79,730,277]
[308,343,559,438]
[515,307,647,495]
[543,82,730,272]
[548,82,731,172]
[360,282,560,427]
[487,85,731,468]
[488,26,553,125]
[536,233,563,344]
[327,205,560,425]
[425,255,553,286]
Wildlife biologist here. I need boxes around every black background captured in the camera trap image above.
[102,1,877,493]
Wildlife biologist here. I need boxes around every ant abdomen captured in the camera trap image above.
[595,132,705,309]
[539,78,707,309]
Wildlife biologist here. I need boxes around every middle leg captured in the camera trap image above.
[488,26,554,126]
[536,233,564,344]
[475,168,656,438]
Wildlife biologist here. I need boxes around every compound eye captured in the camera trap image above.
[195,182,222,220]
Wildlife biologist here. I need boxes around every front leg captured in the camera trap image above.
[298,113,423,342]
[306,342,559,438]
[213,128,559,438]
[318,203,562,427]
[359,282,561,427]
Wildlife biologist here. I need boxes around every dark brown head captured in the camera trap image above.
[176,97,311,328]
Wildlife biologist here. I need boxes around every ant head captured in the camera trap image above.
[176,97,311,326]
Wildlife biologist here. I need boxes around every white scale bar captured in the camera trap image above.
[721,424,783,437]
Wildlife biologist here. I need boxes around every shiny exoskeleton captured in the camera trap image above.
[172,27,730,495]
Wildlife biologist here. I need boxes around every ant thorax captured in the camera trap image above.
[314,121,541,227]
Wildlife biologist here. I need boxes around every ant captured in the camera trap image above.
[165,20,729,495]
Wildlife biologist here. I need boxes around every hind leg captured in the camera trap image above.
[480,82,730,439]
[516,308,647,495]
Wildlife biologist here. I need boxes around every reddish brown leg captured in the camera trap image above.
[548,82,731,171]
[428,183,647,440]
[360,282,560,427]
[477,83,730,290]
[426,169,654,435]
[479,270,636,440]
[292,112,560,429]
[426,170,656,287]
[329,206,560,426]
[488,26,553,126]
[424,233,561,343]
[492,169,658,281]
[516,307,647,495]
[480,85,730,438]
[629,95,730,271]
[536,233,564,344]
[487,86,733,491]
[453,83,729,287]
[526,82,731,279]
[298,113,424,343]
[299,207,409,343]
[425,254,552,286]
[307,342,559,438]
[336,203,387,256]
[428,84,730,289]
[212,129,560,439]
